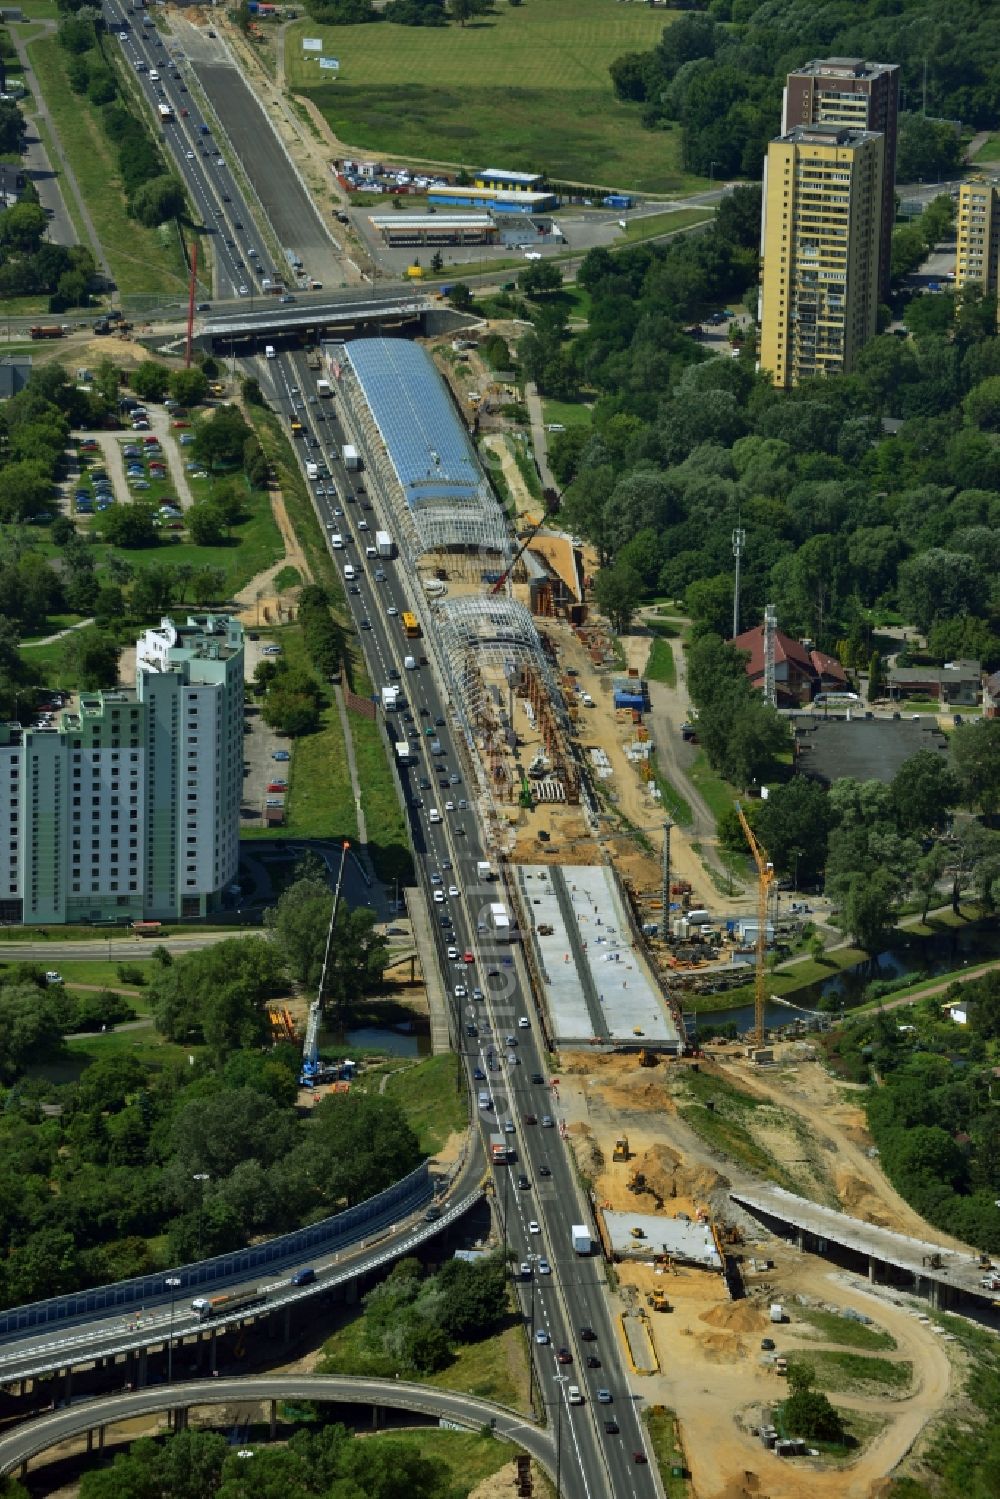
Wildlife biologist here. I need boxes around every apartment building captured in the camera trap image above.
[782,57,899,301]
[0,614,243,926]
[759,124,884,389]
[955,177,1000,296]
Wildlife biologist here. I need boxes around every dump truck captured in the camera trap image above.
[571,1224,593,1256]
[29,325,65,340]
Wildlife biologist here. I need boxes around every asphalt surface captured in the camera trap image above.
[0,1377,554,1481]
[259,348,658,1499]
[103,5,272,303]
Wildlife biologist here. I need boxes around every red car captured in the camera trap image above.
[172,420,191,429]
[142,436,160,446]
[180,107,189,117]
[266,781,287,793]
[556,1348,572,1364]
[463,950,474,964]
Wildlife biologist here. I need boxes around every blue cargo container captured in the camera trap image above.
[604,194,634,209]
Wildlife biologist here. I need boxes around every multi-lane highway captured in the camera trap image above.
[262,347,659,1498]
[104,5,276,303]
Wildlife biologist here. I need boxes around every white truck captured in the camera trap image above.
[381,685,400,711]
[264,344,275,359]
[342,443,360,471]
[490,900,511,941]
[476,860,495,882]
[571,1224,593,1256]
[316,378,332,397]
[376,530,394,559]
[395,739,411,765]
[306,462,319,479]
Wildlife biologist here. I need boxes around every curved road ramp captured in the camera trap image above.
[0,1376,554,1484]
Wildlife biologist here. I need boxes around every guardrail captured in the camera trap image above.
[0,1164,430,1339]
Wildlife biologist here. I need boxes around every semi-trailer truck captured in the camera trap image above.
[375,531,394,558]
[342,443,360,471]
[191,1287,266,1320]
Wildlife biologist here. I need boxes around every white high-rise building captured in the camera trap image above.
[0,615,243,926]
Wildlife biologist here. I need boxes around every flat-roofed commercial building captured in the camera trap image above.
[369,213,497,247]
[759,123,883,389]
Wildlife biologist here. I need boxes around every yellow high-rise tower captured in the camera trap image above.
[759,124,884,390]
[955,177,1000,296]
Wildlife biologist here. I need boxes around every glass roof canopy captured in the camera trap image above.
[341,339,509,559]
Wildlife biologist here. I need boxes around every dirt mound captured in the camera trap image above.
[600,1074,675,1115]
[835,1168,901,1229]
[700,1301,766,1334]
[699,1329,747,1361]
[566,1122,605,1177]
[629,1141,727,1203]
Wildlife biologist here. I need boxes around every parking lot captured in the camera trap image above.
[240,634,291,826]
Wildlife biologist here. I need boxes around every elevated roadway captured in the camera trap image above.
[731,1184,993,1307]
[0,1376,554,1482]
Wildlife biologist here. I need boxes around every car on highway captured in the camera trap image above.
[556,1348,572,1364]
[448,886,460,899]
[517,1173,530,1189]
[523,1113,537,1125]
[541,1114,554,1128]
[633,1452,648,1465]
[473,1066,486,1081]
[387,606,398,617]
[445,800,455,812]
[535,1329,549,1344]
[537,1258,551,1274]
[433,890,445,904]
[360,619,372,630]
[454,983,467,999]
[580,1326,597,1341]
[586,1354,601,1369]
[604,1419,619,1435]
[472,987,483,1001]
[502,1119,515,1134]
[519,1262,532,1280]
[538,1164,551,1178]
[518,1016,530,1028]
[528,1220,540,1234]
[291,1267,316,1286]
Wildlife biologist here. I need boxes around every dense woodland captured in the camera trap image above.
[0,874,400,1309]
[610,0,999,182]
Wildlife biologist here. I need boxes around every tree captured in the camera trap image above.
[185,502,229,547]
[0,202,48,256]
[169,367,209,406]
[131,175,185,228]
[101,503,158,549]
[897,549,987,634]
[447,282,473,311]
[952,720,1000,816]
[964,376,1000,432]
[130,362,171,402]
[307,1091,421,1208]
[841,869,897,951]
[593,562,642,634]
[783,1387,845,1443]
[192,405,251,472]
[149,938,285,1054]
[895,112,963,186]
[63,632,120,689]
[756,778,833,885]
[890,750,960,834]
[520,261,563,296]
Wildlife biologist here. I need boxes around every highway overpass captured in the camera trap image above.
[198,291,467,353]
[0,1375,555,1485]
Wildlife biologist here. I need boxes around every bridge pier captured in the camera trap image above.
[796,1228,805,1252]
[372,1403,384,1430]
[63,1368,73,1405]
[868,1255,877,1285]
[284,1306,291,1344]
[210,1332,218,1375]
[270,1399,277,1440]
[137,1349,148,1389]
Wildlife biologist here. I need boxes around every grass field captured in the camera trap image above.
[973,134,1000,163]
[643,1406,691,1497]
[286,0,696,194]
[624,208,714,242]
[682,943,867,1014]
[794,1307,896,1352]
[542,397,592,428]
[380,1053,466,1155]
[785,1349,912,1397]
[27,37,193,299]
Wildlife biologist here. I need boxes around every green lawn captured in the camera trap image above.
[645,637,677,687]
[23,957,156,994]
[785,1349,912,1396]
[286,0,696,194]
[643,1406,691,1497]
[623,208,714,242]
[973,134,1000,163]
[682,943,867,1014]
[27,37,195,301]
[649,755,693,828]
[351,712,413,886]
[542,397,592,428]
[688,750,739,826]
[380,1053,466,1155]
[794,1307,896,1352]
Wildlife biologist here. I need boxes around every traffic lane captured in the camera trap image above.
[193,63,339,279]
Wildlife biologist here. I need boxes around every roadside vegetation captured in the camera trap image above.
[379,1053,466,1155]
[0,868,413,1309]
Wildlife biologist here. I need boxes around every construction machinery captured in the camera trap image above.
[613,1135,630,1162]
[300,841,350,1086]
[736,801,774,1050]
[638,1048,658,1068]
[647,1290,671,1312]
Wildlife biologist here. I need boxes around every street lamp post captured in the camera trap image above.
[165,1275,181,1384]
[552,1374,568,1498]
[193,1173,209,1259]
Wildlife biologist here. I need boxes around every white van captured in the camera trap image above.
[343,563,356,581]
[582,692,595,707]
[306,462,318,479]
[429,808,441,824]
[365,545,377,559]
[149,69,159,81]
[567,1385,584,1405]
[404,655,417,670]
[264,344,275,359]
[330,533,344,550]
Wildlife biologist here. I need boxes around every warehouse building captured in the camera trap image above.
[473,167,544,193]
[368,212,498,247]
[427,184,557,214]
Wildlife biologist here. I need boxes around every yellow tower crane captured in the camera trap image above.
[736,802,774,1050]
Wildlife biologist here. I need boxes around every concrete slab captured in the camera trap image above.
[518,864,682,1048]
[603,1210,722,1271]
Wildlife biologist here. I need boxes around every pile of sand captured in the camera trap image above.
[629,1142,727,1203]
[700,1301,766,1334]
[835,1167,898,1228]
